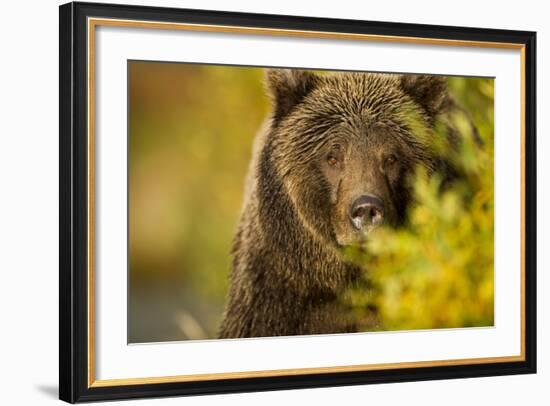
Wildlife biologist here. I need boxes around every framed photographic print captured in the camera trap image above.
[59,1,537,403]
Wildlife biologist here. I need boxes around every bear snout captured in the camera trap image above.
[349,194,385,231]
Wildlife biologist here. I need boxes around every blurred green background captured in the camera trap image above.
[128,61,494,342]
[128,62,269,342]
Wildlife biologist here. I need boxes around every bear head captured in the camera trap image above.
[265,69,457,248]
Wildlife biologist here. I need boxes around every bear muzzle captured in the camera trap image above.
[349,194,385,231]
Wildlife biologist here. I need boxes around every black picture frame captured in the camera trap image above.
[59,1,537,403]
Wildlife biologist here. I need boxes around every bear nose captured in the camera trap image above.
[349,195,385,230]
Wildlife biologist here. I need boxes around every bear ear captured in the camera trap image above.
[265,69,320,122]
[400,75,449,117]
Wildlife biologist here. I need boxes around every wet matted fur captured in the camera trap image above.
[219,69,464,339]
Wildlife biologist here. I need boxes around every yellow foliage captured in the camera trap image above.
[345,77,494,331]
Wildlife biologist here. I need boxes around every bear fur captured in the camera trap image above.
[218,69,463,339]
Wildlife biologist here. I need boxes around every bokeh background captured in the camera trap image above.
[129,62,268,342]
[128,61,494,343]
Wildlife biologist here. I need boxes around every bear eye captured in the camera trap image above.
[385,154,397,166]
[326,154,339,167]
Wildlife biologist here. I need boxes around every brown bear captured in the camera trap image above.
[218,69,463,339]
